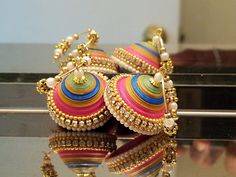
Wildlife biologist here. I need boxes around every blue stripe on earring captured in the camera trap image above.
[135,43,160,58]
[65,162,99,168]
[61,74,100,101]
[136,161,162,177]
[131,75,164,104]
[88,47,104,52]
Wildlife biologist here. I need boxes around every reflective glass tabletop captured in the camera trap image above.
[0,129,235,177]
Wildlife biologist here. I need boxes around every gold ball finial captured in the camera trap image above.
[87,29,99,44]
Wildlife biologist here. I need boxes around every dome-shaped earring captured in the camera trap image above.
[36,29,112,131]
[104,35,178,135]
[111,28,166,74]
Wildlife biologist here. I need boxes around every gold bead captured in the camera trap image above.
[87,29,99,43]
[73,34,79,40]
[55,75,61,82]
[160,47,166,53]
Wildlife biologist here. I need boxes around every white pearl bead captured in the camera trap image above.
[46,77,56,88]
[164,118,175,128]
[74,69,84,78]
[165,80,173,89]
[66,36,74,43]
[154,72,163,82]
[152,35,161,44]
[62,66,68,72]
[83,56,91,65]
[160,52,169,61]
[168,102,178,110]
[54,48,62,56]
[72,49,78,57]
[66,61,75,70]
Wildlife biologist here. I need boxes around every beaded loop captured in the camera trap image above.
[151,35,178,136]
[53,29,118,74]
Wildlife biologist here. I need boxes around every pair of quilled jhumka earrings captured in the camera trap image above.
[36,28,178,136]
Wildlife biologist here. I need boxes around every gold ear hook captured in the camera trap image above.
[152,34,165,54]
[150,71,168,112]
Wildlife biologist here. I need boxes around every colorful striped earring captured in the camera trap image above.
[36,30,112,131]
[111,28,165,74]
[104,35,178,136]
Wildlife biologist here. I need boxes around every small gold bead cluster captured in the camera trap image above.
[36,78,51,94]
[40,153,58,177]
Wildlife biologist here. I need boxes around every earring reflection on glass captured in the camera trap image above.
[41,151,58,177]
[104,34,178,136]
[111,28,166,74]
[36,29,112,131]
[48,131,117,177]
[105,131,177,177]
[54,29,118,74]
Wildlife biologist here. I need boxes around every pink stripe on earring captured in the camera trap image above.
[117,77,165,119]
[53,86,105,116]
[125,47,160,68]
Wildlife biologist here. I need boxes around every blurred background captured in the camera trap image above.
[0,0,235,73]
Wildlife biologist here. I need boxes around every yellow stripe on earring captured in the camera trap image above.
[57,82,104,108]
[137,75,163,99]
[65,74,96,95]
[129,43,159,63]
